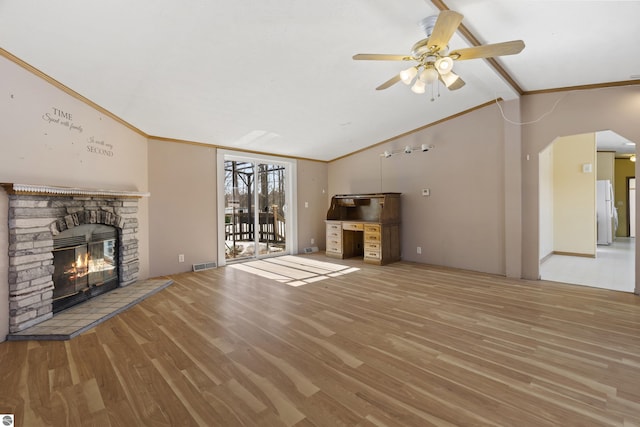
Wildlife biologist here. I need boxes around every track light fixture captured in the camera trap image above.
[380,144,435,158]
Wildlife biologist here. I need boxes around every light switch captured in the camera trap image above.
[422,189,430,196]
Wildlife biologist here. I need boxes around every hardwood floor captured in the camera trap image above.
[1,254,640,426]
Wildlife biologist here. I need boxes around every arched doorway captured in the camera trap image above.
[539,130,635,292]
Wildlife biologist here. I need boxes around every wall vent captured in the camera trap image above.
[193,261,217,272]
[303,246,319,254]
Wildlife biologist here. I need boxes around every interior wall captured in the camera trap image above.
[539,144,554,260]
[597,151,615,184]
[520,85,640,295]
[329,103,507,275]
[615,158,636,237]
[552,133,596,256]
[147,140,217,277]
[296,160,329,252]
[502,99,523,278]
[0,55,151,340]
[146,146,328,274]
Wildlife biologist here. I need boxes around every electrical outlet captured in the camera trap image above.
[417,246,422,254]
[178,254,185,263]
[422,189,430,196]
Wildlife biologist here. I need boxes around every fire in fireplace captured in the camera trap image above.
[52,224,119,313]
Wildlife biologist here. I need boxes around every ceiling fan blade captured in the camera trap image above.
[376,74,402,90]
[450,40,525,60]
[427,10,463,52]
[353,54,410,61]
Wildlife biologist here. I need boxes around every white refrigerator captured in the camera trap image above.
[596,180,615,245]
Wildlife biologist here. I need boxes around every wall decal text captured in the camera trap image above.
[42,107,83,133]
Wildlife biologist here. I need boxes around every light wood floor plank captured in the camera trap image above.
[1,254,640,426]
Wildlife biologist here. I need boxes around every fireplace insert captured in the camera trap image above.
[52,224,118,313]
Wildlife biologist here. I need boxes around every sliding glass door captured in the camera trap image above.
[220,152,295,264]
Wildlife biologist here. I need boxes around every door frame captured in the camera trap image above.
[627,176,636,237]
[217,149,297,267]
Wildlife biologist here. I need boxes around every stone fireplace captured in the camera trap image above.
[2,183,148,333]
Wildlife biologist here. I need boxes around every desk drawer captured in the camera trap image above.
[326,242,342,254]
[326,237,342,247]
[326,230,341,240]
[343,222,364,231]
[364,232,381,243]
[364,224,380,233]
[364,250,381,260]
[326,222,342,231]
[364,242,380,251]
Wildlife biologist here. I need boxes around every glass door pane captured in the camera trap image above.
[257,163,286,256]
[221,153,293,264]
[224,160,255,261]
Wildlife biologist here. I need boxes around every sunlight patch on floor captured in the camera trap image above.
[229,255,359,286]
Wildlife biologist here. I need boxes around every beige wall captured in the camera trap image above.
[329,103,507,275]
[597,151,615,184]
[147,147,328,274]
[2,50,639,342]
[148,140,217,277]
[296,160,329,251]
[328,85,640,295]
[0,56,151,340]
[520,86,640,294]
[552,133,596,256]
[539,144,554,259]
[615,158,636,237]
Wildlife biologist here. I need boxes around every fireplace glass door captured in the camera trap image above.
[52,224,118,313]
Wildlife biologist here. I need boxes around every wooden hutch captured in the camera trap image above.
[325,193,401,265]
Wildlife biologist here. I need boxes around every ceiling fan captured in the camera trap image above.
[353,10,525,99]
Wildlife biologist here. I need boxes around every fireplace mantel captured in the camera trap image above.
[1,183,150,198]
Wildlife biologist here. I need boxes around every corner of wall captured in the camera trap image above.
[0,188,9,342]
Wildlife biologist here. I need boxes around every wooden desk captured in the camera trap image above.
[325,193,401,265]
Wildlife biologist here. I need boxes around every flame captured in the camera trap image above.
[74,253,89,267]
[72,253,90,277]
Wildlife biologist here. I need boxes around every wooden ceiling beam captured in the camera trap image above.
[430,0,525,95]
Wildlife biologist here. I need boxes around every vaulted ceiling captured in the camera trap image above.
[1,0,639,161]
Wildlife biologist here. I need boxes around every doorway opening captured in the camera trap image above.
[538,130,635,292]
[628,177,635,238]
[218,151,297,266]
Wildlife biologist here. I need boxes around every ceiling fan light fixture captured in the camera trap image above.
[411,79,426,94]
[440,71,460,88]
[435,56,454,74]
[419,67,439,84]
[400,66,418,85]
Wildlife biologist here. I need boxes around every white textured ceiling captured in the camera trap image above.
[1,1,638,161]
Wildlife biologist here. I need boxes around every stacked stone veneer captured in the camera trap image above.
[7,195,140,333]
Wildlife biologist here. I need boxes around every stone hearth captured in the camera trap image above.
[2,183,149,333]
